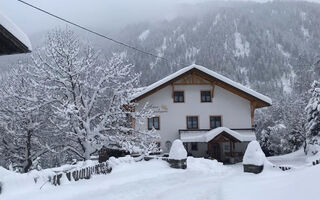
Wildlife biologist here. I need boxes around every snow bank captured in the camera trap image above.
[0,157,140,197]
[243,141,272,166]
[108,156,136,168]
[187,157,227,175]
[0,167,44,197]
[169,139,187,160]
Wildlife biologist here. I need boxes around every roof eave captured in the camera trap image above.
[131,66,272,107]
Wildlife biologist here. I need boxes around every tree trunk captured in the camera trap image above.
[24,130,33,173]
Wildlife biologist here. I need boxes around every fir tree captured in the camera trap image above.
[305,81,320,155]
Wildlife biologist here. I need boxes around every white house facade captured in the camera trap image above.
[131,64,271,163]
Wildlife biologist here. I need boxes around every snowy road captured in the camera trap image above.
[3,157,320,200]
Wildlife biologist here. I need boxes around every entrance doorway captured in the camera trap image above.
[208,142,221,162]
[212,143,221,161]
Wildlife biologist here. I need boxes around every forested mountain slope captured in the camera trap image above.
[111,1,320,98]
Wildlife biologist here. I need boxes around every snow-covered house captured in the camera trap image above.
[131,64,271,163]
[0,13,32,56]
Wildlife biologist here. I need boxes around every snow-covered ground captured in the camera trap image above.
[2,155,320,200]
[268,148,313,167]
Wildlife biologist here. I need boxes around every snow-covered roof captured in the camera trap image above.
[131,64,272,106]
[180,127,256,143]
[0,12,32,54]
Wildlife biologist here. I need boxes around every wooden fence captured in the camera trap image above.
[312,159,320,166]
[50,162,112,186]
[278,166,291,171]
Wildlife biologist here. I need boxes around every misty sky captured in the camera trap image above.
[1,0,220,36]
[1,0,319,36]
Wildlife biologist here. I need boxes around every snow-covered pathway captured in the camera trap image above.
[3,157,320,200]
[3,158,236,200]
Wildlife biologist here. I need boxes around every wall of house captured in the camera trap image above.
[135,84,252,153]
[186,143,208,157]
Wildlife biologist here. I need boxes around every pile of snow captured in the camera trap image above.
[108,156,136,168]
[187,157,227,175]
[243,141,272,167]
[0,167,41,197]
[169,139,187,160]
[268,148,307,167]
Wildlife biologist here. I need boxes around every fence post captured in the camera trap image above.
[56,174,62,185]
[66,172,71,181]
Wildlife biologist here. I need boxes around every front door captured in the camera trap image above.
[212,143,221,161]
[208,142,221,161]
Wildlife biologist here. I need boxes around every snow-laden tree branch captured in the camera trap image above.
[28,28,159,160]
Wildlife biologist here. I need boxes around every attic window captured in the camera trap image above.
[201,91,211,102]
[174,91,184,103]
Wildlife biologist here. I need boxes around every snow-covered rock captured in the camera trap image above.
[169,139,187,160]
[243,141,267,166]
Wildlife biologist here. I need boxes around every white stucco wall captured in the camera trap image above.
[135,84,252,152]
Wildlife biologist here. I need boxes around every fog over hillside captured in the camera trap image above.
[1,0,320,99]
[107,1,320,98]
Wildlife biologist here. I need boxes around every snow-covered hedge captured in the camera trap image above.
[169,139,187,160]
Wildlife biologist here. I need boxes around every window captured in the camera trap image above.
[201,91,211,102]
[191,142,198,151]
[210,116,222,129]
[224,142,230,152]
[187,116,199,129]
[148,117,160,130]
[174,91,184,103]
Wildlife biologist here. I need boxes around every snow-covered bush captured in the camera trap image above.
[169,140,187,160]
[243,141,269,166]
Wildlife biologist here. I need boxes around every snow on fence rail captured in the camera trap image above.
[49,156,141,186]
[50,162,112,186]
